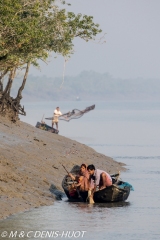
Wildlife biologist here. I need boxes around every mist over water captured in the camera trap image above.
[1,100,160,239]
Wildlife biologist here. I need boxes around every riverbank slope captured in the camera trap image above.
[0,116,126,220]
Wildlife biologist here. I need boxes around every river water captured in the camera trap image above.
[0,101,160,240]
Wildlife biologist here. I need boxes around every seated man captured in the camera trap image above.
[68,164,89,191]
[87,164,112,191]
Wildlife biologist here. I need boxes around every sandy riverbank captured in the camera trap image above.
[0,116,126,220]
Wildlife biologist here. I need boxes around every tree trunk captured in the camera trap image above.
[16,62,30,101]
[2,68,16,99]
[8,68,16,96]
[0,67,22,121]
[0,63,30,122]
[0,68,9,93]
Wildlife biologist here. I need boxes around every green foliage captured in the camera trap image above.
[0,0,102,70]
[0,0,102,120]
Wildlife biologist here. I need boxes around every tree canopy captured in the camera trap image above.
[0,0,102,121]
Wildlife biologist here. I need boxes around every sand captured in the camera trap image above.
[0,116,126,220]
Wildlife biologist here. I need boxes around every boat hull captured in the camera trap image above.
[79,183,130,203]
[35,122,59,134]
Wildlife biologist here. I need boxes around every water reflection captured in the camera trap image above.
[66,200,131,210]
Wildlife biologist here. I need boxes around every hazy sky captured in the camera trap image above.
[30,0,160,79]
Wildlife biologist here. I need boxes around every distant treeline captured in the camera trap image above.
[11,71,160,101]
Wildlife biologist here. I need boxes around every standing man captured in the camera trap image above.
[52,107,62,130]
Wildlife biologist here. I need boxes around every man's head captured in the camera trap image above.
[87,164,95,175]
[56,107,60,110]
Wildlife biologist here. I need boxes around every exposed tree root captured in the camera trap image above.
[0,96,26,122]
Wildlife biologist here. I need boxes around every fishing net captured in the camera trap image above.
[59,104,95,121]
[45,104,95,122]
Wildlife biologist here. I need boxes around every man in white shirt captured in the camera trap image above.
[52,107,62,130]
[87,164,112,191]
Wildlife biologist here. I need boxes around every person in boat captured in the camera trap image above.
[87,164,112,191]
[68,164,89,191]
[52,107,62,130]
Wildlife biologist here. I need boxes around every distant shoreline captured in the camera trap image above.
[0,116,126,220]
[11,72,160,102]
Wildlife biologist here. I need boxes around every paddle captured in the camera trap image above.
[62,164,70,175]
[62,164,77,190]
[41,114,45,124]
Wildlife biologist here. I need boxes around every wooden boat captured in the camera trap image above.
[62,165,133,203]
[35,122,59,134]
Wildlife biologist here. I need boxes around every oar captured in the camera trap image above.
[41,114,45,123]
[62,164,70,175]
[62,164,76,186]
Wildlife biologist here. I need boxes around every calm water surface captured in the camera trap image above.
[0,101,160,240]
